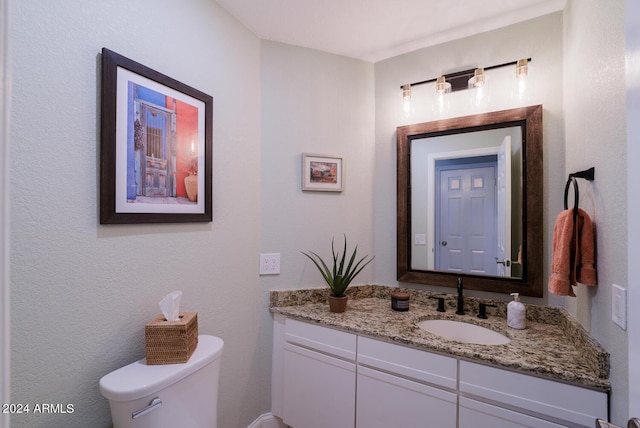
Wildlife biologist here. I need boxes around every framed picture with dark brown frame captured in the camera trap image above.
[302,153,344,192]
[100,48,213,224]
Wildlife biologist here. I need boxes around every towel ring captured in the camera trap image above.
[563,167,594,214]
[563,176,579,212]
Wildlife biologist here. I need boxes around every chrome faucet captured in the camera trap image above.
[456,277,465,315]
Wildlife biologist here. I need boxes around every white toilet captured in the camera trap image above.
[99,335,224,428]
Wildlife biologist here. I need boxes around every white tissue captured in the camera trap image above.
[159,291,182,321]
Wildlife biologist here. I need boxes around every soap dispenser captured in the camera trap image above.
[507,293,526,329]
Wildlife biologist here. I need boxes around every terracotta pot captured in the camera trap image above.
[184,174,198,202]
[327,295,348,313]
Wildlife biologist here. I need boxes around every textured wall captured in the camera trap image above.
[373,13,565,298]
[0,0,9,424]
[627,0,640,418]
[10,1,264,427]
[260,41,376,292]
[8,1,632,426]
[562,0,628,423]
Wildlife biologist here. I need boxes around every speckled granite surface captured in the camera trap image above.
[270,285,610,391]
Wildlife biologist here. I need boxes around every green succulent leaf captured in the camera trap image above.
[301,235,374,297]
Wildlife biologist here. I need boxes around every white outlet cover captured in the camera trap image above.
[260,253,281,275]
[612,283,627,330]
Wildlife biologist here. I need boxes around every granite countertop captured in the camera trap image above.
[270,285,610,391]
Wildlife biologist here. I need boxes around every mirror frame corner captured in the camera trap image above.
[397,104,543,297]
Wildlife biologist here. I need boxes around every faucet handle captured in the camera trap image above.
[477,303,497,319]
[429,296,446,312]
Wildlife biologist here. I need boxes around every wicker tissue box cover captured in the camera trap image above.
[145,312,198,365]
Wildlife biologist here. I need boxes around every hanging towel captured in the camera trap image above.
[548,208,597,296]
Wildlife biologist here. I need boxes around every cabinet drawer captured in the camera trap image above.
[357,336,457,390]
[356,366,457,428]
[285,318,356,361]
[460,360,607,427]
[459,397,566,428]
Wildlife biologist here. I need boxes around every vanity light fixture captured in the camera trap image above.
[402,84,412,115]
[435,76,451,94]
[402,84,412,99]
[515,58,529,78]
[468,68,486,88]
[399,57,532,97]
[514,58,532,99]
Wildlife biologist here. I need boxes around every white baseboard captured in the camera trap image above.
[247,412,287,428]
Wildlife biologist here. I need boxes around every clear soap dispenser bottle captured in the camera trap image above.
[507,292,526,329]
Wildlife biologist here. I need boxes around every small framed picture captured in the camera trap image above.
[302,153,344,192]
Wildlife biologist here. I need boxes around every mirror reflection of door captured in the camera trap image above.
[435,159,497,274]
[496,136,512,276]
[399,106,543,294]
[410,126,521,278]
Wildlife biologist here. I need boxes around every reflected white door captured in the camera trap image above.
[496,136,512,276]
[436,165,497,274]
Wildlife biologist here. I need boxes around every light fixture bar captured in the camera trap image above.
[399,58,532,90]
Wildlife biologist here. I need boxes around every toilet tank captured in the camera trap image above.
[100,335,224,428]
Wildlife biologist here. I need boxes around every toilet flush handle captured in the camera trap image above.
[132,397,162,419]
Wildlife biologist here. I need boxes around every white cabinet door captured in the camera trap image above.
[459,397,566,428]
[459,361,607,427]
[356,365,457,428]
[274,317,608,428]
[283,343,356,428]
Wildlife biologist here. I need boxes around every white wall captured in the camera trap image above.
[260,41,376,292]
[627,0,640,418]
[8,1,633,426]
[374,5,629,423]
[0,0,10,427]
[563,1,628,423]
[374,13,565,298]
[10,1,265,427]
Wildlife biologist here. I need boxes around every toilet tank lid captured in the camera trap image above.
[99,335,224,402]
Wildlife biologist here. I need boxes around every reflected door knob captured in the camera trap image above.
[441,241,447,246]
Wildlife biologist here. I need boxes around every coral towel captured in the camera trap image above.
[548,208,597,296]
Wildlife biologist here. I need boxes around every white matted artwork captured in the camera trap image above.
[302,153,344,192]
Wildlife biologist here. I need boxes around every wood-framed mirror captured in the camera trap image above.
[397,105,543,296]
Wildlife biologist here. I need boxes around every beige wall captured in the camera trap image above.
[8,0,631,426]
[9,2,376,427]
[563,0,628,423]
[373,3,629,424]
[10,1,265,427]
[373,13,565,294]
[626,0,640,418]
[1,0,9,425]
[260,41,376,293]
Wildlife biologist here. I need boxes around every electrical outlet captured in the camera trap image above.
[612,283,627,330]
[260,253,280,275]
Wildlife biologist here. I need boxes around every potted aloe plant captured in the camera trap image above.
[301,236,374,313]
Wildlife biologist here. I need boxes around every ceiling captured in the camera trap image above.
[215,0,566,63]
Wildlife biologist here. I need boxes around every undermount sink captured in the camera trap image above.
[416,319,511,345]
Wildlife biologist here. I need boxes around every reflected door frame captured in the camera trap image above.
[424,146,499,270]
